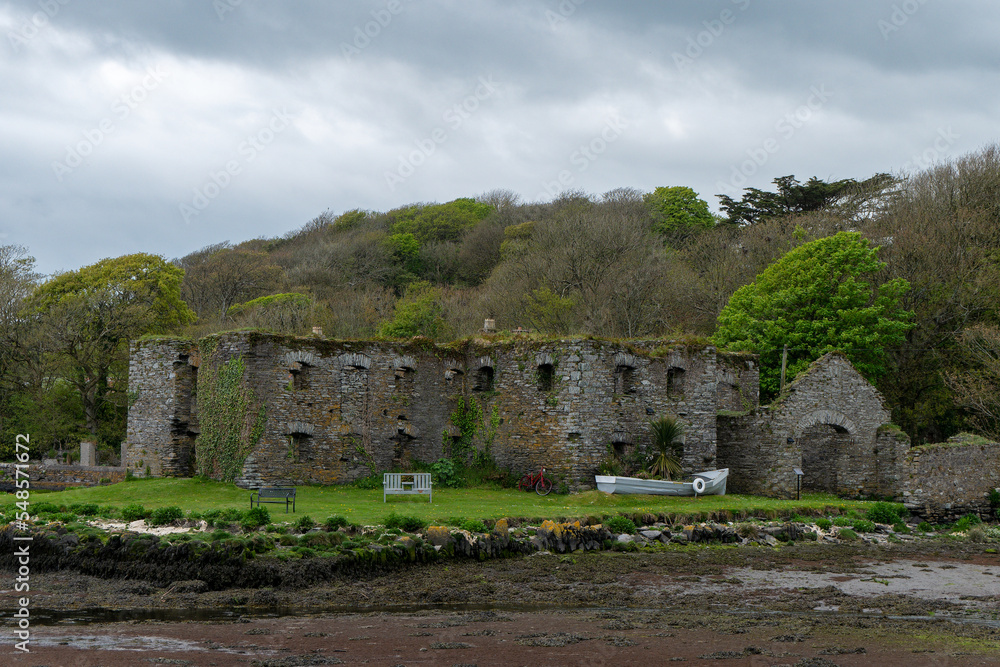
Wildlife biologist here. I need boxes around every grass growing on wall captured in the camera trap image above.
[0,478,872,527]
[196,356,266,482]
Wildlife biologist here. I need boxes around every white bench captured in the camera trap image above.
[383,473,432,503]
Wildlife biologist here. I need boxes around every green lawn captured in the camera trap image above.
[1,478,872,526]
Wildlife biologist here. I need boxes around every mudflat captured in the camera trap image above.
[5,538,1000,665]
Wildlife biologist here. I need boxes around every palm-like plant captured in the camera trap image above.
[647,416,684,480]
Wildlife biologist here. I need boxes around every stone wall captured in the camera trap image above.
[0,463,126,491]
[125,338,199,478]
[897,435,1000,521]
[717,353,896,498]
[716,352,759,413]
[128,333,728,490]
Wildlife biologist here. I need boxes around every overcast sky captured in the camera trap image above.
[1,0,997,276]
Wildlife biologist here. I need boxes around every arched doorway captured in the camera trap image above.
[796,410,857,494]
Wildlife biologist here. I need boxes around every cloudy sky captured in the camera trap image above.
[1,0,997,276]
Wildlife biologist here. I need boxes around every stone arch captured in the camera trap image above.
[795,409,857,436]
[282,350,318,368]
[795,409,857,493]
[338,352,371,370]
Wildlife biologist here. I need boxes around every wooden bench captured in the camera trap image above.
[383,473,432,503]
[250,487,296,513]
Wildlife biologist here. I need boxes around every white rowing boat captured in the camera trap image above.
[595,468,728,496]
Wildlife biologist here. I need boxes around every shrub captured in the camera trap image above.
[32,502,63,515]
[325,515,349,531]
[242,507,271,531]
[120,503,148,522]
[211,529,233,541]
[917,521,933,532]
[832,516,852,527]
[852,519,876,533]
[431,458,460,488]
[384,512,427,533]
[294,515,316,532]
[815,518,832,530]
[838,528,858,541]
[220,508,243,522]
[460,519,487,533]
[967,524,988,543]
[735,522,759,539]
[149,506,184,526]
[69,503,100,517]
[892,522,910,534]
[866,501,904,525]
[954,514,983,532]
[607,515,637,535]
[300,532,332,548]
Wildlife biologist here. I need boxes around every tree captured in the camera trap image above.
[643,186,714,242]
[177,243,284,322]
[945,325,1000,440]
[377,281,445,339]
[389,198,493,245]
[30,253,195,438]
[227,292,316,334]
[716,175,890,226]
[713,232,913,400]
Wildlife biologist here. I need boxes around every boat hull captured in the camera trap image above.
[595,468,728,496]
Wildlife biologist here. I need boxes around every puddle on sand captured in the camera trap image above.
[27,633,264,655]
[732,559,1000,603]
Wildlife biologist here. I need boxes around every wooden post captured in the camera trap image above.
[780,344,788,392]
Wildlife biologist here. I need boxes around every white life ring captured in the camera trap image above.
[692,477,706,494]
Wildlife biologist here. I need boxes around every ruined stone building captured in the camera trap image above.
[124,332,1000,518]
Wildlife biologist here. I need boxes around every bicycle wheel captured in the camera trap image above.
[518,475,533,492]
[535,477,553,496]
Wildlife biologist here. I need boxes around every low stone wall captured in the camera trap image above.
[897,436,1000,522]
[0,463,126,491]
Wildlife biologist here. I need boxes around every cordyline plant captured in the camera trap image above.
[647,416,684,480]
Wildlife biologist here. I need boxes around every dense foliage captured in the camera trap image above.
[713,232,914,400]
[3,146,1000,454]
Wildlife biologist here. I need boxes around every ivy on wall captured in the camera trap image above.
[195,355,266,482]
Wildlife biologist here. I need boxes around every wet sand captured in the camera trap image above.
[5,540,1000,665]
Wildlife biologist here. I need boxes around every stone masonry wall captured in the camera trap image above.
[0,463,126,491]
[125,338,199,478]
[478,341,719,489]
[897,436,1000,522]
[717,353,895,498]
[136,334,724,489]
[716,352,759,413]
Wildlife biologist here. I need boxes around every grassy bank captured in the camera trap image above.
[1,477,872,525]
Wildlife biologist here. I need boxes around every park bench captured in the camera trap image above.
[250,486,296,513]
[383,473,432,503]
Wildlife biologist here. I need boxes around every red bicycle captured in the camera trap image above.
[518,467,553,495]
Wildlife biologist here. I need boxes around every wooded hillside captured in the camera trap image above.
[4,144,1000,460]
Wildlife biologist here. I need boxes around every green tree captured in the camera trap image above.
[30,253,195,437]
[716,175,892,226]
[713,232,913,400]
[389,198,493,244]
[377,281,445,339]
[643,186,714,242]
